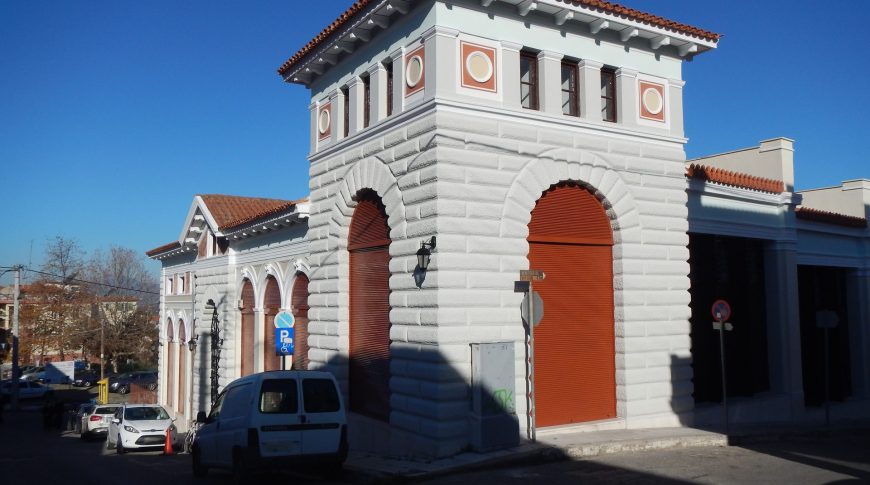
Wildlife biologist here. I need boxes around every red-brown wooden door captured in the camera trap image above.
[291,274,310,370]
[528,183,616,427]
[240,279,255,377]
[263,276,282,371]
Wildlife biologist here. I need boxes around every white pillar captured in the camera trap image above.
[422,25,458,102]
[537,50,563,115]
[763,240,804,414]
[347,77,364,135]
[329,89,343,142]
[668,79,686,137]
[616,67,638,127]
[389,48,404,116]
[501,41,523,110]
[578,59,603,122]
[254,308,265,373]
[309,101,318,153]
[367,63,387,125]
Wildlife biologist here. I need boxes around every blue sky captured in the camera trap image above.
[2,0,868,281]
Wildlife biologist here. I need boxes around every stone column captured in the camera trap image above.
[309,101,318,153]
[253,307,264,373]
[501,41,523,110]
[578,59,603,122]
[616,67,638,127]
[668,79,686,137]
[763,240,804,414]
[329,90,343,142]
[847,268,870,399]
[389,47,404,116]
[347,76,364,136]
[422,25,458,101]
[367,63,387,124]
[537,50,563,115]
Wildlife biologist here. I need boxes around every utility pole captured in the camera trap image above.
[11,265,21,410]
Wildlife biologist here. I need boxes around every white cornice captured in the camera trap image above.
[687,179,797,207]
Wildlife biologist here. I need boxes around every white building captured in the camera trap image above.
[148,0,870,460]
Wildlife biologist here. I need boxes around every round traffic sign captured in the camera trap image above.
[274,310,295,328]
[711,299,731,322]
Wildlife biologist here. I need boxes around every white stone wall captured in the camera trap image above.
[306,101,692,457]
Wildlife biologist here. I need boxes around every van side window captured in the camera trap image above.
[208,391,226,422]
[259,379,298,414]
[221,383,252,420]
[302,378,340,413]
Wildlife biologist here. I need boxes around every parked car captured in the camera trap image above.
[77,403,122,440]
[20,366,45,382]
[73,370,100,388]
[191,370,347,479]
[106,404,177,454]
[110,371,157,394]
[0,379,54,399]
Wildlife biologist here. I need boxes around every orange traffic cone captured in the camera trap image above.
[162,428,174,456]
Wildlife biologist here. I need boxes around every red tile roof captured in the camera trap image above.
[276,0,720,77]
[145,241,181,257]
[198,194,297,231]
[686,164,785,194]
[219,197,308,231]
[796,207,867,228]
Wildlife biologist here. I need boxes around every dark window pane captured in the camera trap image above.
[259,379,298,414]
[302,379,340,413]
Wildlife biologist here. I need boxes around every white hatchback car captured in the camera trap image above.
[106,404,177,454]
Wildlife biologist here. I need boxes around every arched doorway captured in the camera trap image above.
[263,276,282,371]
[166,319,175,408]
[528,182,616,427]
[177,321,186,415]
[291,274,310,370]
[240,279,255,376]
[348,190,392,421]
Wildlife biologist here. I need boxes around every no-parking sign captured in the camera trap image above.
[711,299,731,322]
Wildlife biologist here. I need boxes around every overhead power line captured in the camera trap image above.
[0,266,160,296]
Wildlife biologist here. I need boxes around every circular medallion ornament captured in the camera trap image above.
[317,109,330,134]
[465,51,493,83]
[406,55,424,88]
[642,87,664,115]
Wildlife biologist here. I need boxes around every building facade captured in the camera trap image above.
[148,0,870,460]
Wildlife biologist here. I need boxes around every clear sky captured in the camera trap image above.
[2,0,869,281]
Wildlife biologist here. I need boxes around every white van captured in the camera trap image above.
[191,370,347,479]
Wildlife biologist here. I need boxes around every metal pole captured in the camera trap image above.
[824,327,830,427]
[527,282,536,443]
[100,307,105,381]
[11,266,21,410]
[718,318,728,436]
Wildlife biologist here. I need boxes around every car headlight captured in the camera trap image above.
[123,425,140,434]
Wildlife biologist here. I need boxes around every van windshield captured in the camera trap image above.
[259,379,298,414]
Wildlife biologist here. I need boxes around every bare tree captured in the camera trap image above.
[41,236,84,282]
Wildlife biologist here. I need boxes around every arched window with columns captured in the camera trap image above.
[166,318,175,408]
[291,273,310,370]
[263,276,282,371]
[240,279,256,376]
[177,320,186,416]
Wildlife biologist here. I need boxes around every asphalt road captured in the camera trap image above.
[2,403,869,485]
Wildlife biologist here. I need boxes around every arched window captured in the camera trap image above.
[263,276,282,371]
[240,279,256,376]
[348,190,392,421]
[291,274,310,370]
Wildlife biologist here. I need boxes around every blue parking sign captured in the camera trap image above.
[276,327,294,356]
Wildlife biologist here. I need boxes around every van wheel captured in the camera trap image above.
[191,446,208,478]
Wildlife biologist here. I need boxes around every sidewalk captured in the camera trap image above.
[343,421,870,483]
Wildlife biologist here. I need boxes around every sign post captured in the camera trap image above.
[816,310,839,427]
[516,269,545,442]
[711,299,732,435]
[274,311,295,370]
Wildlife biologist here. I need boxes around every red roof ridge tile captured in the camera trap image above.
[277,0,720,77]
[795,206,867,228]
[219,197,309,231]
[686,163,785,194]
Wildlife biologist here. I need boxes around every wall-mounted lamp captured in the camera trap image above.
[188,334,199,352]
[416,236,437,271]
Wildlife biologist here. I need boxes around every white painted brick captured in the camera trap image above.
[466,167,516,186]
[435,162,465,182]
[573,133,609,151]
[439,113,499,136]
[500,122,538,142]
